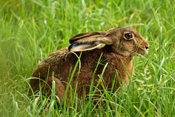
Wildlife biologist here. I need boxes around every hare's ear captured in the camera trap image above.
[68,31,113,52]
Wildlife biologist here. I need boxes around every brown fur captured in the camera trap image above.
[30,27,149,102]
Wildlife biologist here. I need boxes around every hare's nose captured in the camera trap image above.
[145,46,149,50]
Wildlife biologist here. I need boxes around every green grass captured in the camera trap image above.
[0,0,175,116]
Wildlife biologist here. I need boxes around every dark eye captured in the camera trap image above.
[124,33,133,39]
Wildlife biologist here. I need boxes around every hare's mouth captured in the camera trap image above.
[137,47,148,55]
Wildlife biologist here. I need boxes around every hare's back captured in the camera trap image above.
[31,48,76,79]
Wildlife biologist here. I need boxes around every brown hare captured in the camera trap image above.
[30,27,149,102]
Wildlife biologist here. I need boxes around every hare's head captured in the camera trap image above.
[68,27,149,57]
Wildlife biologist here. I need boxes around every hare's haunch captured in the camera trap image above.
[30,27,149,102]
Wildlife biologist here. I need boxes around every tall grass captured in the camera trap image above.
[0,0,175,116]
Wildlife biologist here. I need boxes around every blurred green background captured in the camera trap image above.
[0,0,175,116]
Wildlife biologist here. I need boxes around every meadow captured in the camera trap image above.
[0,0,175,116]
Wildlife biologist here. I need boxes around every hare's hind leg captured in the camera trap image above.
[43,76,69,103]
[30,76,69,104]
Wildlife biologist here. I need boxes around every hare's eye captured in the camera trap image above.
[124,33,133,39]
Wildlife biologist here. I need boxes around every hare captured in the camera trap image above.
[30,27,149,102]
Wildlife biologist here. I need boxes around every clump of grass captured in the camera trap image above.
[0,0,175,116]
